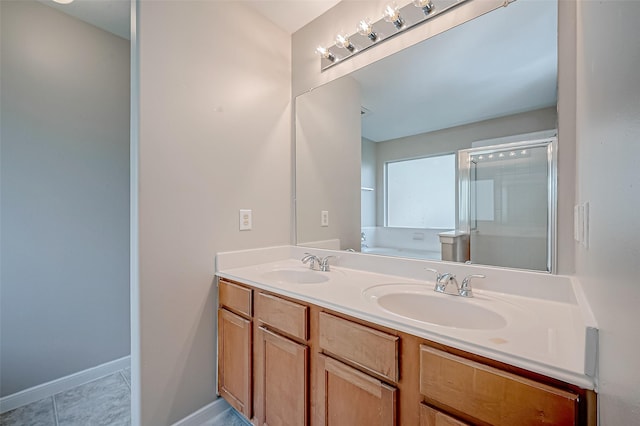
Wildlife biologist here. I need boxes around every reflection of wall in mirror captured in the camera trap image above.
[361,138,376,228]
[362,107,556,258]
[296,76,361,250]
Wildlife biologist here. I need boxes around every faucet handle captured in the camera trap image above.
[460,274,485,297]
[302,253,319,270]
[320,255,337,271]
[425,268,442,281]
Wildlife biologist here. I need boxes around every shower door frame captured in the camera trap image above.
[458,137,558,273]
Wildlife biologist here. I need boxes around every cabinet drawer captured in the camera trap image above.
[420,404,469,426]
[319,312,399,382]
[219,280,252,318]
[419,346,579,425]
[255,292,308,341]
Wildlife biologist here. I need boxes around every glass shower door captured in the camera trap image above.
[463,140,555,271]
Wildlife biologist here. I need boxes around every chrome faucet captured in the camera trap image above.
[426,268,485,298]
[319,255,337,272]
[302,253,337,272]
[302,253,321,270]
[459,274,485,298]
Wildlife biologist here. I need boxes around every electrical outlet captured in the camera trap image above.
[321,210,329,227]
[239,209,252,231]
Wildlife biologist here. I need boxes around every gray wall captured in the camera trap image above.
[0,1,130,396]
[137,2,291,424]
[361,138,376,228]
[296,76,361,250]
[574,0,640,423]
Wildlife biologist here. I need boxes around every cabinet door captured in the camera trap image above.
[218,308,252,419]
[420,404,469,426]
[315,354,396,426]
[255,327,308,426]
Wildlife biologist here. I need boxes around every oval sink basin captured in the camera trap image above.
[261,269,329,284]
[363,284,507,330]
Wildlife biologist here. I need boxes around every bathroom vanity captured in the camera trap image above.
[215,246,597,425]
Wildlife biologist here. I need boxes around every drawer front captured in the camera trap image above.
[319,312,399,382]
[419,345,579,426]
[420,404,469,426]
[218,279,252,318]
[255,292,308,341]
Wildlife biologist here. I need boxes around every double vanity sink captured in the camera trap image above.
[216,245,598,425]
[216,246,597,389]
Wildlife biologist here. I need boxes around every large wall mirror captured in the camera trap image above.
[295,0,558,272]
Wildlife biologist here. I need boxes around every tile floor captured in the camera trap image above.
[207,409,251,426]
[1,368,131,426]
[1,368,249,426]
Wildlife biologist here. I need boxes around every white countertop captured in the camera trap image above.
[216,245,598,390]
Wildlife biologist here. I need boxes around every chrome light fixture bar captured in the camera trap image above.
[317,0,468,71]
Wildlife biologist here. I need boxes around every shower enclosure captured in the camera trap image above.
[458,138,557,272]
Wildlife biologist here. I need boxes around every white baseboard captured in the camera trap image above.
[0,355,130,414]
[171,398,231,426]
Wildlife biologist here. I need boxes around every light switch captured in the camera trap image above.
[321,210,329,227]
[574,202,589,248]
[574,204,583,243]
[239,209,252,231]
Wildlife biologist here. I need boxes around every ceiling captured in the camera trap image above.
[355,0,558,141]
[243,0,340,34]
[38,0,339,39]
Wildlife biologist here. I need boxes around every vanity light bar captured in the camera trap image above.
[317,0,469,71]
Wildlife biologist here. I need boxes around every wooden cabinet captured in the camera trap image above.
[217,277,595,426]
[316,313,399,425]
[419,345,580,425]
[318,312,399,383]
[255,326,308,426]
[254,292,310,426]
[256,292,308,341]
[315,354,396,426]
[219,279,252,317]
[419,404,469,426]
[217,307,252,418]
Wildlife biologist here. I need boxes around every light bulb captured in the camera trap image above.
[357,19,378,42]
[498,153,505,158]
[52,0,74,3]
[336,34,355,52]
[412,0,434,15]
[383,4,404,30]
[315,46,335,62]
